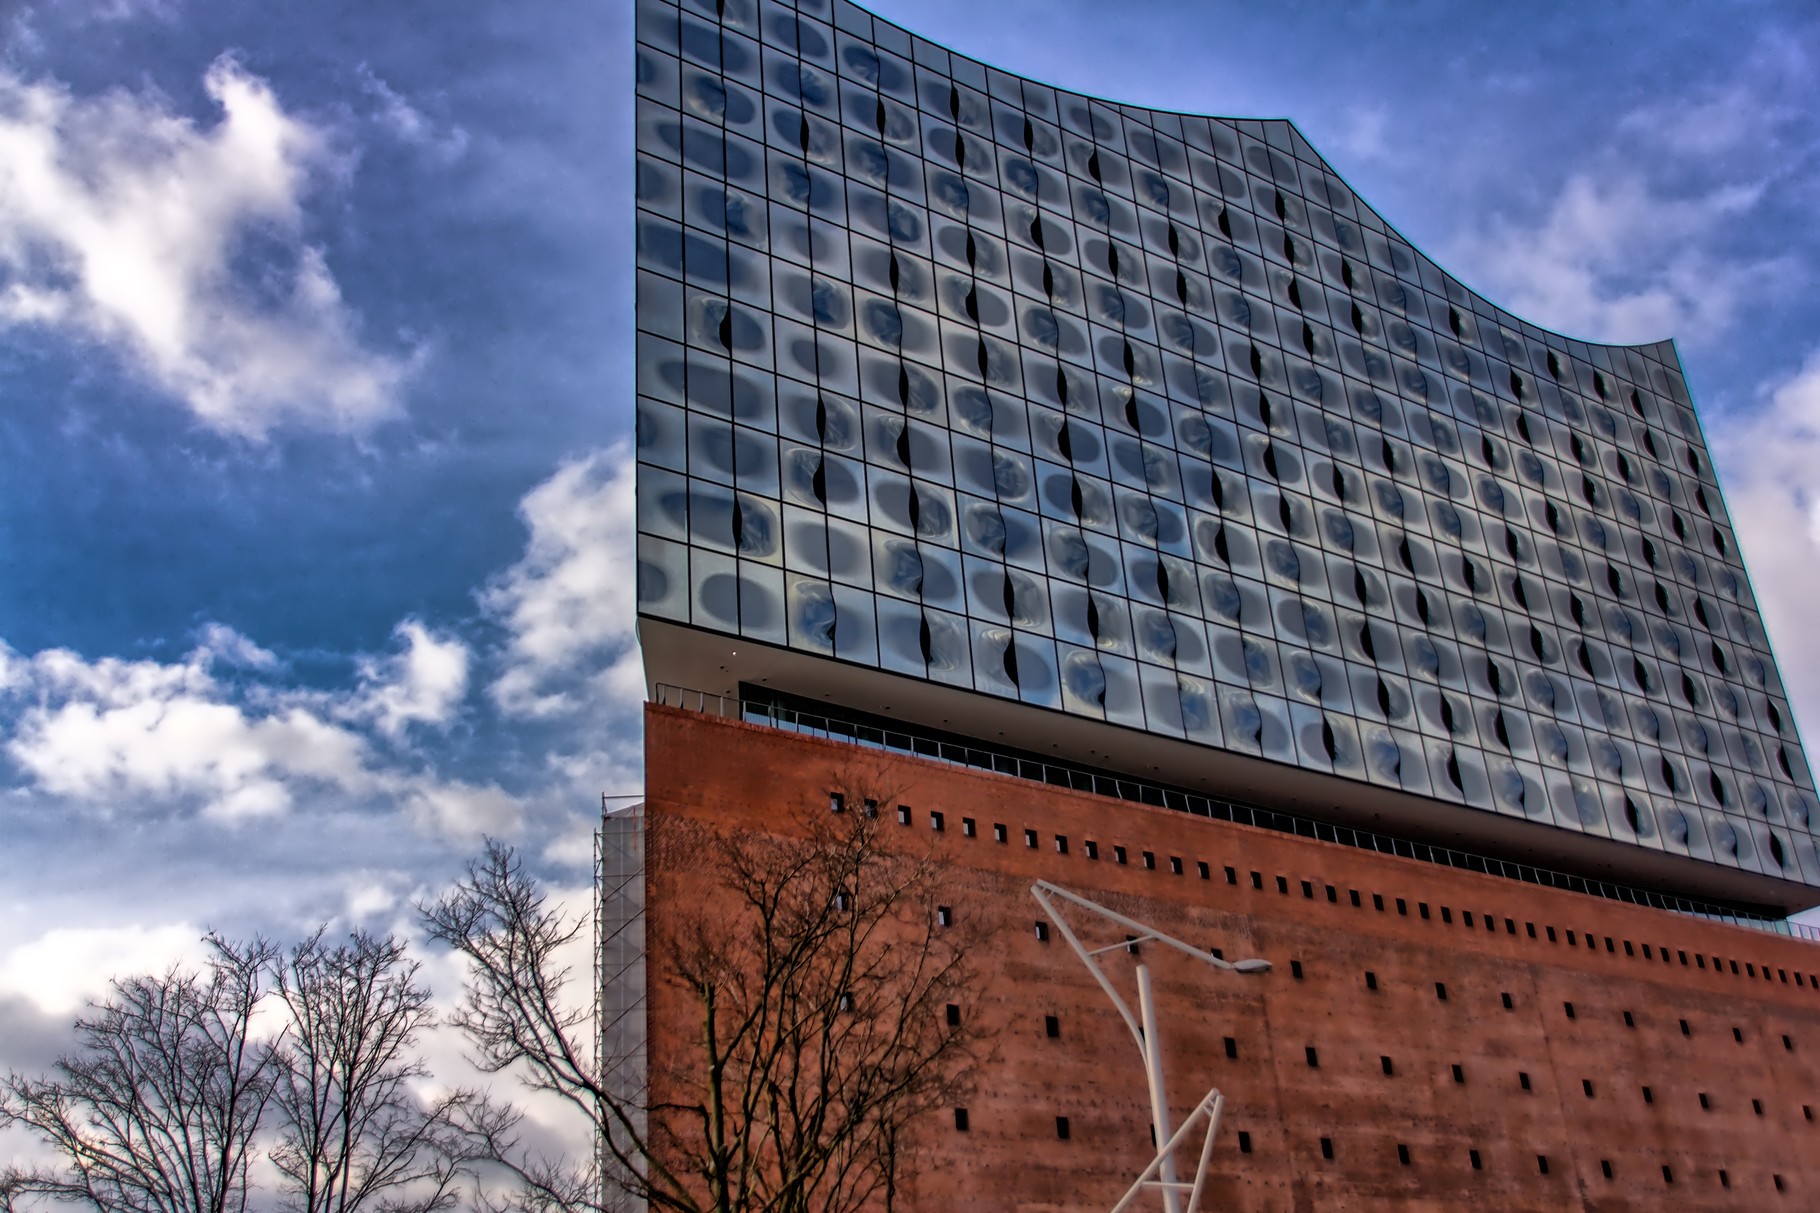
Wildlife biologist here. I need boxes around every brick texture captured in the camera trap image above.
[645,705,1820,1212]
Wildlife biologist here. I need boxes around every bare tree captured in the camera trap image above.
[0,936,280,1213]
[267,931,468,1213]
[420,782,981,1213]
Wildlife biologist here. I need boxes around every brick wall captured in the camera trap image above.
[645,704,1820,1212]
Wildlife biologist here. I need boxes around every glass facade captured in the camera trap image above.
[632,0,1820,887]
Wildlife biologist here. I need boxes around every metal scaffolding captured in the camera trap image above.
[597,797,647,1213]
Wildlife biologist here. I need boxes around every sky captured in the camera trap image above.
[3,0,1820,1099]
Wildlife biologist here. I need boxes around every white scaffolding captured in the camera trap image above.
[597,799,647,1213]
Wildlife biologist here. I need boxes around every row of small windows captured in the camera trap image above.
[832,789,1820,989]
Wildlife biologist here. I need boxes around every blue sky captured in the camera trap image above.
[3,0,1820,1071]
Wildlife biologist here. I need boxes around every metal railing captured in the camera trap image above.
[652,683,1820,947]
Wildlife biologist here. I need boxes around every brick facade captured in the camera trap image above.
[645,704,1820,1211]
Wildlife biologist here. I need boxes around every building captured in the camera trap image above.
[630,0,1820,1207]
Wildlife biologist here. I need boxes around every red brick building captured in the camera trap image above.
[646,704,1820,1212]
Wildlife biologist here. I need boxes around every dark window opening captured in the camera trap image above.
[1643,1086,1654,1103]
[1365,971,1378,991]
[1350,889,1362,907]
[1564,1001,1576,1020]
[1663,1165,1674,1185]
[1754,1098,1765,1116]
[962,817,976,837]
[931,811,945,832]
[1720,1169,1730,1190]
[1538,1155,1550,1176]
[1045,1014,1059,1038]
[1237,1130,1252,1154]
[829,792,845,813]
[1785,1034,1795,1051]
[1464,911,1475,927]
[1326,884,1338,902]
[1249,869,1262,888]
[1526,922,1537,938]
[1380,1055,1395,1076]
[1320,1137,1333,1160]
[1054,834,1066,854]
[993,822,1007,843]
[945,1003,961,1026]
[1373,893,1385,911]
[1547,926,1556,941]
[1436,982,1448,1002]
[1680,1018,1691,1036]
[1198,861,1210,880]
[1519,1072,1531,1091]
[1396,897,1408,916]
[1171,856,1184,876]
[1034,921,1049,942]
[1290,960,1305,980]
[1084,840,1099,860]
[954,1108,969,1132]
[1734,1026,1745,1043]
[1024,828,1038,848]
[1145,851,1158,871]
[1420,902,1431,920]
[1114,844,1128,864]
[1601,1159,1613,1180]
[1055,1116,1070,1141]
[937,906,952,927]
[1502,992,1514,1010]
[1442,906,1453,923]
[895,804,911,825]
[1224,865,1237,884]
[1224,1036,1238,1059]
[1698,1092,1710,1110]
[1397,1144,1411,1166]
[1583,1079,1595,1098]
[1469,1149,1482,1171]
[1305,1046,1320,1068]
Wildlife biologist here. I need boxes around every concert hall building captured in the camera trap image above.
[627,0,1820,1206]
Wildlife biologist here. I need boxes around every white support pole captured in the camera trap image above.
[1136,964,1181,1213]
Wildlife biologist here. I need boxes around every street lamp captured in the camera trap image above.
[1031,881,1271,1213]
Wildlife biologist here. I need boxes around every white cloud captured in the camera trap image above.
[1450,171,1781,344]
[0,55,416,436]
[0,922,206,1015]
[1712,351,1820,739]
[352,619,470,738]
[358,66,469,163]
[484,446,643,718]
[1,622,488,826]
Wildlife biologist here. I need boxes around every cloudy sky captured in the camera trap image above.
[3,0,1820,1076]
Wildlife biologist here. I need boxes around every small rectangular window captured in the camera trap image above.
[1775,1174,1786,1192]
[993,822,1007,843]
[1567,929,1576,945]
[1623,1010,1635,1027]
[1680,1018,1691,1036]
[1320,1137,1333,1161]
[1034,921,1049,942]
[1237,1130,1252,1154]
[1526,922,1536,938]
[1501,992,1513,1010]
[1546,925,1557,941]
[1365,971,1378,991]
[1435,982,1448,1002]
[1024,828,1038,848]
[945,1003,960,1026]
[1197,861,1210,880]
[1397,1144,1411,1166]
[1171,856,1184,876]
[1396,897,1408,916]
[1045,1014,1059,1038]
[1305,1046,1320,1068]
[1537,1155,1549,1176]
[1753,1098,1764,1116]
[1785,1034,1795,1051]
[863,798,879,817]
[829,792,846,813]
[1506,918,1516,935]
[1115,846,1129,865]
[1349,889,1362,907]
[1604,936,1614,953]
[1055,1116,1070,1141]
[1299,879,1311,898]
[1564,1001,1576,1020]
[1380,1055,1394,1076]
[1273,874,1285,892]
[1677,950,1688,965]
[1662,1165,1674,1185]
[838,992,853,1012]
[1224,1036,1238,1059]
[1084,840,1099,860]
[1642,1086,1653,1104]
[1290,960,1304,980]
[1519,1071,1531,1091]
[1373,893,1385,912]
[1325,884,1337,902]
[1698,1092,1710,1110]
[962,817,976,837]
[1054,834,1067,854]
[1719,1169,1730,1189]
[937,906,952,927]
[1451,1063,1464,1084]
[1419,902,1430,920]
[896,804,911,825]
[1145,852,1158,871]
[1469,1148,1482,1170]
[1487,915,1497,933]
[1733,1026,1744,1043]
[1250,869,1262,888]
[1209,947,1224,960]
[1442,906,1453,923]
[931,811,944,832]
[1644,943,1654,959]
[1623,940,1633,956]
[1464,911,1475,927]
[954,1108,969,1132]
[1806,1105,1814,1121]
[1582,1079,1594,1098]
[1600,1159,1613,1180]
[1780,968,1790,983]
[1225,866,1238,884]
